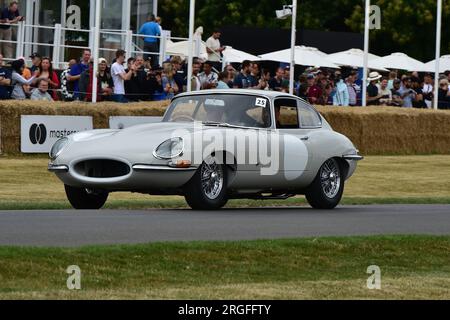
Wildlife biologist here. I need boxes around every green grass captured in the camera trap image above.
[0,155,450,209]
[1,197,450,211]
[0,235,448,299]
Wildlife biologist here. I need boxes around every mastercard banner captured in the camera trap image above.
[21,115,93,153]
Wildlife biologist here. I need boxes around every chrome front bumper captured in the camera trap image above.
[342,154,364,161]
[48,164,69,172]
[48,162,198,191]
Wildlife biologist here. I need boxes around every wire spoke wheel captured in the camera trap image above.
[184,154,228,210]
[201,156,224,200]
[320,159,341,199]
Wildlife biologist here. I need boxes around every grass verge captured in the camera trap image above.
[0,235,448,299]
[1,197,450,211]
[0,155,450,210]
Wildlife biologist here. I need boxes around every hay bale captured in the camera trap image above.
[1,100,450,155]
[317,106,450,154]
[0,100,169,155]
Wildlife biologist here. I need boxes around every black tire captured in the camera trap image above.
[64,185,109,210]
[184,156,228,210]
[305,158,344,210]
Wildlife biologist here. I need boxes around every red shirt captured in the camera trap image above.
[307,85,322,104]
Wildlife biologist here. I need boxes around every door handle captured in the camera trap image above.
[300,136,309,141]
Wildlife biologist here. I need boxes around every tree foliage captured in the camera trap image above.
[159,0,450,61]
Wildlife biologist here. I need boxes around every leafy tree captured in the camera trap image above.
[159,0,450,61]
[345,0,450,61]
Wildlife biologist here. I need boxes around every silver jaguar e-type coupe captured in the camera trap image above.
[48,90,363,210]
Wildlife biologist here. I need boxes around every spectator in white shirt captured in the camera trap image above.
[206,30,225,70]
[198,61,219,89]
[111,49,136,103]
[377,77,393,105]
[190,60,202,91]
[422,73,434,108]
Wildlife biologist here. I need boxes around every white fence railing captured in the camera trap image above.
[0,21,221,69]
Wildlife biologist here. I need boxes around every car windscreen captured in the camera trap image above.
[163,94,272,128]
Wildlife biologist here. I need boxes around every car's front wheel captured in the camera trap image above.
[305,158,344,209]
[65,185,109,209]
[184,155,228,210]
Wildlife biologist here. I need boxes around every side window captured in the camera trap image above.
[274,98,299,129]
[298,101,322,128]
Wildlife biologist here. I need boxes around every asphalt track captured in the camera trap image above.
[0,205,449,247]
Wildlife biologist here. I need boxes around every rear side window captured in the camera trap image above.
[298,101,322,128]
[274,98,299,129]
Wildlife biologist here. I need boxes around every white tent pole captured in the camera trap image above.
[362,0,370,107]
[289,0,297,95]
[433,0,442,110]
[186,0,196,92]
[91,0,102,103]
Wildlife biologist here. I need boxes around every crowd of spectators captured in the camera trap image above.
[0,28,449,108]
[0,2,449,108]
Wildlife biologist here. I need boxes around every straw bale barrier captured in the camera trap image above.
[1,100,449,155]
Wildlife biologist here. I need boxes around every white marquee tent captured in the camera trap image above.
[369,52,428,72]
[326,48,387,71]
[259,46,339,68]
[424,55,450,73]
[222,46,261,64]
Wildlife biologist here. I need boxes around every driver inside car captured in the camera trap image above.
[204,104,225,123]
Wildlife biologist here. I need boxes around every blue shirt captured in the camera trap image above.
[69,62,89,98]
[233,72,251,89]
[0,67,11,99]
[139,22,160,43]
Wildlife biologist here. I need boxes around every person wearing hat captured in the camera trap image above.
[29,52,42,73]
[306,73,322,104]
[91,57,113,102]
[438,78,450,109]
[366,71,382,106]
[282,66,291,90]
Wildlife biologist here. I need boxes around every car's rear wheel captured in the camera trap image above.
[65,185,109,209]
[305,158,344,209]
[184,155,228,210]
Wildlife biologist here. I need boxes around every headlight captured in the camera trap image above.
[49,137,69,160]
[153,137,184,159]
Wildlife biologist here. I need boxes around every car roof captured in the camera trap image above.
[174,89,304,101]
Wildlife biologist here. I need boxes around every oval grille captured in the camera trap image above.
[74,160,131,178]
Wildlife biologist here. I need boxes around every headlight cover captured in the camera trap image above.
[153,137,184,160]
[49,137,69,160]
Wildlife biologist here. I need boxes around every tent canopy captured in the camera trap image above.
[369,52,428,72]
[166,40,208,60]
[326,48,387,71]
[424,55,450,73]
[222,46,261,64]
[259,46,339,69]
